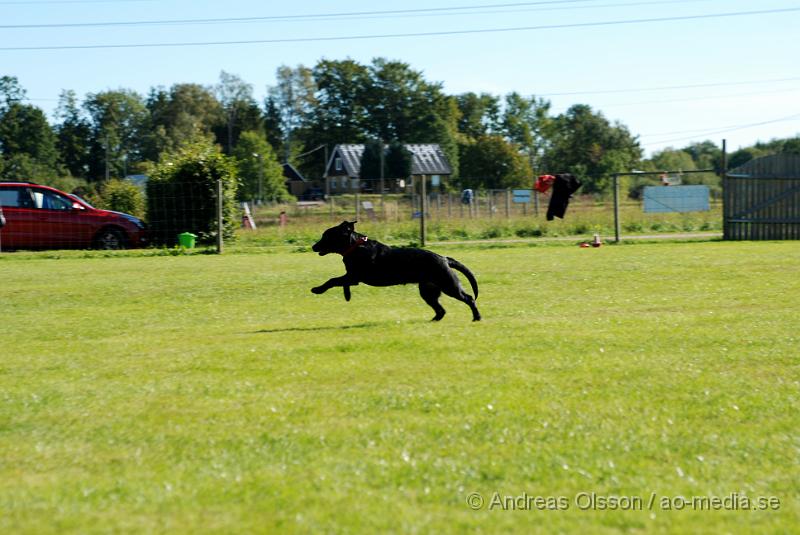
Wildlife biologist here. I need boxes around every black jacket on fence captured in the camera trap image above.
[546,173,582,221]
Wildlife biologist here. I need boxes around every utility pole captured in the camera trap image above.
[253,153,264,203]
[104,134,110,181]
[227,109,234,154]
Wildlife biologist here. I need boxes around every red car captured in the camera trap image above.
[0,182,147,250]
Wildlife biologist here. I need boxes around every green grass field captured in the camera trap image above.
[1,240,798,534]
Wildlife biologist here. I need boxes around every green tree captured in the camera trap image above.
[358,140,412,191]
[0,75,26,113]
[268,65,318,163]
[358,139,384,182]
[782,137,800,154]
[363,59,460,178]
[364,59,451,142]
[728,148,760,169]
[456,92,500,139]
[649,148,697,172]
[146,83,223,159]
[84,90,150,181]
[543,104,642,194]
[385,140,412,179]
[298,59,372,179]
[0,153,57,182]
[683,140,722,171]
[458,134,533,190]
[0,102,60,174]
[311,59,370,143]
[232,130,290,202]
[263,96,284,155]
[501,92,552,172]
[215,71,263,154]
[290,57,460,181]
[54,90,92,179]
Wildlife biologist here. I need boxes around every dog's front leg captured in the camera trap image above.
[311,274,356,297]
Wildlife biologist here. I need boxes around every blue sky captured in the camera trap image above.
[2,0,799,156]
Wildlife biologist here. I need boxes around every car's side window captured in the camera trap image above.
[30,190,73,211]
[0,187,35,208]
[0,188,20,207]
[46,191,74,211]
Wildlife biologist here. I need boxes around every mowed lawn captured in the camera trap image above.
[0,241,798,534]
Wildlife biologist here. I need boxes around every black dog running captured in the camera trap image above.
[311,221,481,321]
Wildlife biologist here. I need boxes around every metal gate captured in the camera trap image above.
[724,155,800,240]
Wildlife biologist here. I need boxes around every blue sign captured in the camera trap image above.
[643,185,710,213]
[513,189,532,203]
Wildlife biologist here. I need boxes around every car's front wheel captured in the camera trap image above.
[94,227,127,250]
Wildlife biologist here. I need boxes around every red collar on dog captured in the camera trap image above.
[341,236,368,256]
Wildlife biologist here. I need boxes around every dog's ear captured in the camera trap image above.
[343,220,357,230]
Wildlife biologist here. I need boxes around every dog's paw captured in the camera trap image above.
[311,286,326,294]
[344,286,351,301]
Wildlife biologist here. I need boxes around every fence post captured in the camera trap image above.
[355,191,360,221]
[506,189,511,219]
[419,176,427,247]
[613,173,621,243]
[533,190,540,217]
[721,138,728,240]
[216,179,224,254]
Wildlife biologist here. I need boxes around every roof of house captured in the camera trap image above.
[325,143,452,178]
[282,163,306,182]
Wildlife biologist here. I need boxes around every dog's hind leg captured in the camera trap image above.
[419,283,446,321]
[440,282,481,322]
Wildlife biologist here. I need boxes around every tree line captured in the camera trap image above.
[2,59,799,203]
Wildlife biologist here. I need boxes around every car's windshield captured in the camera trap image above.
[68,194,94,209]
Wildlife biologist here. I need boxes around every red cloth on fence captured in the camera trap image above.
[535,174,556,193]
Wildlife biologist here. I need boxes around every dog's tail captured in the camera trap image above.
[447,257,479,300]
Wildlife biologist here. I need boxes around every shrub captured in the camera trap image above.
[571,222,590,234]
[481,225,505,239]
[514,226,543,238]
[147,141,239,245]
[99,179,145,219]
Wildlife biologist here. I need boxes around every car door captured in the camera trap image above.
[0,186,39,249]
[30,188,94,248]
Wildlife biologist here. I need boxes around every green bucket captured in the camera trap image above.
[178,232,197,249]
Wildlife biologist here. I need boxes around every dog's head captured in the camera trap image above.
[312,221,357,256]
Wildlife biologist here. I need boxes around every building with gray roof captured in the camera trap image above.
[323,143,452,194]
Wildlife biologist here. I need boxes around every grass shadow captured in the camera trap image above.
[254,319,425,334]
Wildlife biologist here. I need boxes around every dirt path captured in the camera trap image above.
[428,232,722,246]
